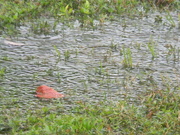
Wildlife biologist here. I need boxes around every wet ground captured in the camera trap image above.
[0,11,179,110]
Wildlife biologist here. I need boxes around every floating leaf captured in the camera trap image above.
[35,85,64,99]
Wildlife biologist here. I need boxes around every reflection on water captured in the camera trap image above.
[0,12,179,109]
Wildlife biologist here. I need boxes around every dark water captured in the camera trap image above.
[0,11,179,110]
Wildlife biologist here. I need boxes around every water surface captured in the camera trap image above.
[0,11,179,110]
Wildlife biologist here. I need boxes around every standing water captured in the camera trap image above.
[0,11,179,110]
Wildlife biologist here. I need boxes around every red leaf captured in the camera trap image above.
[35,85,64,99]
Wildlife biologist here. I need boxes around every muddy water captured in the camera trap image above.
[0,12,179,110]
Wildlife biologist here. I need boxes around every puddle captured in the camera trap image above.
[0,11,179,110]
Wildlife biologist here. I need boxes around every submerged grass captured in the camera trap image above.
[0,89,179,134]
[0,67,6,80]
[147,38,157,60]
[121,47,133,68]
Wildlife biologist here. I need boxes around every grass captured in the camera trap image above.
[165,44,180,63]
[0,67,6,80]
[165,11,176,27]
[95,61,108,76]
[64,50,71,61]
[121,47,133,68]
[0,0,179,135]
[30,20,52,35]
[0,0,179,36]
[147,38,157,60]
[0,88,179,134]
[53,45,61,59]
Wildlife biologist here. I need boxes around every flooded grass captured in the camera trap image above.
[0,0,180,134]
[0,0,179,35]
[121,47,133,68]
